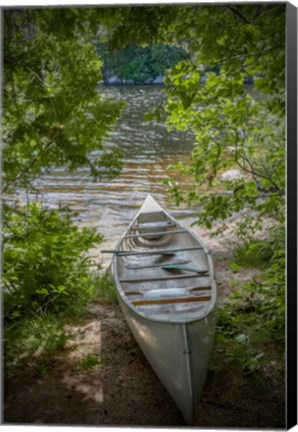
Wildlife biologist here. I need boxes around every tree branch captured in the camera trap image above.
[35,293,62,314]
[226,5,252,25]
[232,130,283,195]
[236,154,283,194]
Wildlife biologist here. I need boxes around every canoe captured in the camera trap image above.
[106,194,217,424]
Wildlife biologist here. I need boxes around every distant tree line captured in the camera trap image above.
[96,42,189,83]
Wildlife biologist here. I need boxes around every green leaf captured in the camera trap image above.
[229,263,241,273]
[36,288,49,295]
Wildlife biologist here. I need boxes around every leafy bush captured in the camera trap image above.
[3,203,103,322]
[216,225,285,374]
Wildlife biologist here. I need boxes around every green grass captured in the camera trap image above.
[232,238,274,268]
[95,274,117,302]
[4,274,117,377]
[76,354,104,371]
[4,314,70,367]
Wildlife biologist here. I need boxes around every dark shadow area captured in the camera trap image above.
[3,303,184,426]
[4,301,285,427]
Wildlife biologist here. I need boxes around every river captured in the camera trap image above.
[32,85,199,261]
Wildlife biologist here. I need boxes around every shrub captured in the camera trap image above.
[3,202,103,322]
[215,225,285,374]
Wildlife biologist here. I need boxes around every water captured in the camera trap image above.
[31,86,198,256]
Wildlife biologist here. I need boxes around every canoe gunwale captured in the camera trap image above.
[111,195,217,325]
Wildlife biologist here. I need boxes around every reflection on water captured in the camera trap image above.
[31,86,197,252]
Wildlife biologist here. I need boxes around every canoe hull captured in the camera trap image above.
[109,194,217,424]
[115,288,216,424]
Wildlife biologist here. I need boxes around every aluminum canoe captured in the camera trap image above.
[108,194,217,424]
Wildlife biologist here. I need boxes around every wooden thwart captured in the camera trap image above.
[132,296,211,306]
[120,273,209,283]
[101,246,203,256]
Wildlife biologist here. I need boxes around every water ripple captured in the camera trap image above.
[29,86,197,246]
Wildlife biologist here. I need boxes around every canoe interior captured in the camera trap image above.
[115,201,215,323]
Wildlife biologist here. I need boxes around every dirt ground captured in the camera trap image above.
[3,216,285,428]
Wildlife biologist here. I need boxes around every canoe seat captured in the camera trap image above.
[124,285,211,297]
[131,287,210,307]
[132,295,211,307]
[143,288,189,301]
